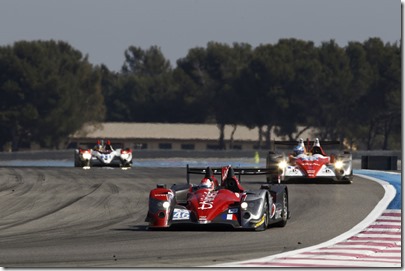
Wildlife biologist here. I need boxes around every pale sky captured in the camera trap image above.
[0,0,401,71]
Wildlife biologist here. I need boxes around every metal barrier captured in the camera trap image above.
[361,155,398,170]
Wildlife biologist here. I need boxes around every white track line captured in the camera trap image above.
[209,174,399,267]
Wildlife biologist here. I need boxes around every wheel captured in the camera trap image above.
[121,162,131,168]
[83,159,91,168]
[74,159,85,167]
[274,191,288,227]
[74,153,81,167]
[267,175,279,184]
[267,153,282,169]
[266,152,283,184]
[341,170,353,184]
[256,199,269,231]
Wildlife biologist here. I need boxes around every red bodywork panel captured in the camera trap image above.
[149,187,173,201]
[295,156,330,178]
[148,187,174,227]
[187,188,242,222]
[121,148,132,154]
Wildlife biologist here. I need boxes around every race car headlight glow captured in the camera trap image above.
[278,160,287,169]
[335,160,344,169]
[121,153,130,160]
[82,152,91,160]
[241,202,248,210]
[162,201,170,209]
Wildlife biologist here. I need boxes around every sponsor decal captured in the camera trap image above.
[301,162,320,167]
[228,208,238,214]
[222,213,236,220]
[154,192,174,200]
[198,215,208,223]
[270,203,276,218]
[198,191,218,210]
[275,208,282,219]
[221,167,230,181]
[300,156,320,162]
[101,154,111,160]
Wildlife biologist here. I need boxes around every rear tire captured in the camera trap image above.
[267,175,279,184]
[266,152,282,184]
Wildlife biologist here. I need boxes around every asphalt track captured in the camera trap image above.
[0,167,384,267]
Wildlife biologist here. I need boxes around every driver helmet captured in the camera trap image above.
[293,145,304,156]
[199,178,213,190]
[94,144,102,151]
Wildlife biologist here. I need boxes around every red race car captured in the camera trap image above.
[145,165,290,231]
[266,138,353,184]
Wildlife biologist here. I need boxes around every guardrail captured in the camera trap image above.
[361,155,398,170]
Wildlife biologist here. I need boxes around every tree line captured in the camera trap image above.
[0,38,400,151]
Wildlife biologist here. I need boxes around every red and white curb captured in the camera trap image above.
[210,175,400,267]
[237,210,401,268]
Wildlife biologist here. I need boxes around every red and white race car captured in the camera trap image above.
[266,138,352,184]
[145,165,290,231]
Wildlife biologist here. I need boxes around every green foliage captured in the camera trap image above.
[0,40,105,150]
[0,37,400,150]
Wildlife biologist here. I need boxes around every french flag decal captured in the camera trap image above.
[223,214,237,220]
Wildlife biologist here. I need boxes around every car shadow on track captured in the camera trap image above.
[282,178,352,185]
[112,225,149,231]
[247,178,352,185]
[111,224,256,232]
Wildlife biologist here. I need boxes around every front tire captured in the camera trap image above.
[256,200,269,231]
[274,191,288,227]
[74,160,81,167]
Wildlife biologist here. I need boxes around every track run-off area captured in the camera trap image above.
[212,170,401,268]
[0,157,401,268]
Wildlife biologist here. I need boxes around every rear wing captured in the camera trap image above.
[270,139,341,152]
[186,164,271,184]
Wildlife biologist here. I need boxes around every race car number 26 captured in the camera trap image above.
[173,209,190,220]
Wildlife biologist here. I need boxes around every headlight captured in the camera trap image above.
[335,160,344,169]
[121,153,129,160]
[82,152,91,160]
[278,160,288,169]
[241,199,261,210]
[162,201,170,209]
